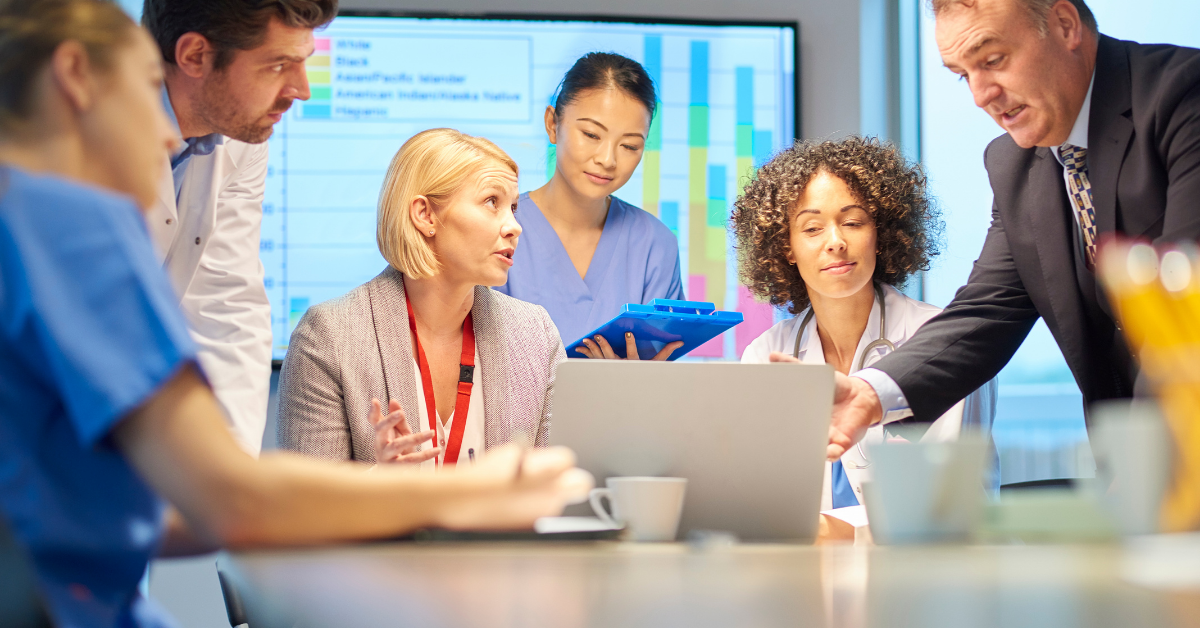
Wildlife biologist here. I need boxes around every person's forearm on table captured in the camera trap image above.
[158,507,221,557]
[117,366,560,549]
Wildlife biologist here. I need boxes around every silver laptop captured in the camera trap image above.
[550,360,833,542]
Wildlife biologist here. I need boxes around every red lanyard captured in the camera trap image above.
[404,292,476,467]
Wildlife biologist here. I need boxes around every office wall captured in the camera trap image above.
[339,0,862,143]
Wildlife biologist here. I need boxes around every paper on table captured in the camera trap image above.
[820,505,869,528]
[819,505,873,545]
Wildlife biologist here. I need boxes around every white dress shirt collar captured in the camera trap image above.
[1054,71,1095,163]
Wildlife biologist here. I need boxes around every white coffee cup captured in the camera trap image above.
[589,477,687,542]
[1090,400,1170,536]
[864,439,987,544]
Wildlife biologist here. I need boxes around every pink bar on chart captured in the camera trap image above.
[314,38,331,51]
[691,334,725,358]
[686,274,724,357]
[735,285,775,359]
[687,274,706,302]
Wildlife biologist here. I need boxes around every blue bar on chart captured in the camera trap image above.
[660,201,679,234]
[754,130,774,166]
[642,35,664,216]
[735,67,755,189]
[288,297,310,331]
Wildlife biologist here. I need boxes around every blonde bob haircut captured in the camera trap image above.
[376,128,519,279]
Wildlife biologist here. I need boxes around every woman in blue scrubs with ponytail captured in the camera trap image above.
[495,53,685,360]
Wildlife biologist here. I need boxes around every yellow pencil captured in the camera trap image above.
[1158,245,1200,531]
[1098,243,1187,355]
[1098,241,1200,532]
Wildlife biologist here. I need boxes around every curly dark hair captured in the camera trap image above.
[730,136,942,315]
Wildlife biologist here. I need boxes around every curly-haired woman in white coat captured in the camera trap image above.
[732,137,998,519]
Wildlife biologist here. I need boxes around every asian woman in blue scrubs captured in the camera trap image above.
[0,5,588,626]
[494,53,685,360]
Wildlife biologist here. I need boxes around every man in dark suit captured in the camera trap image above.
[774,0,1200,460]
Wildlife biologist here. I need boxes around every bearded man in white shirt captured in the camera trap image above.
[142,0,337,453]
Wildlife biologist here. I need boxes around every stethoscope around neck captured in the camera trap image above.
[792,282,896,469]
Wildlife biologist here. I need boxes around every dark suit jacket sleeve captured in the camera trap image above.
[1159,79,1200,241]
[871,192,1040,422]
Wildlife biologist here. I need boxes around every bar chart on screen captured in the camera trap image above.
[261,15,795,360]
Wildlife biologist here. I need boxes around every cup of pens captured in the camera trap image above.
[1097,240,1200,533]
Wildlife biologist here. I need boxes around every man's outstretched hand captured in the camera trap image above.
[768,352,883,461]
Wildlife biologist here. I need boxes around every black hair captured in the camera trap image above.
[552,52,657,119]
[142,0,337,70]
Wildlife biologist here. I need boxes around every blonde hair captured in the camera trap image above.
[377,128,518,279]
[0,0,137,133]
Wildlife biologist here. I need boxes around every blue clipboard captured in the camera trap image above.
[565,299,744,361]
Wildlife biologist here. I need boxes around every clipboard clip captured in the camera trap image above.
[650,299,716,316]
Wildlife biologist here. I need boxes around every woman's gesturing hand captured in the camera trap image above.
[575,332,684,361]
[369,398,441,465]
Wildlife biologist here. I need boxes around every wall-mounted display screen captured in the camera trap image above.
[263,13,797,360]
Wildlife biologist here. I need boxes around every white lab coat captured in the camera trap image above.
[741,284,998,510]
[146,137,272,455]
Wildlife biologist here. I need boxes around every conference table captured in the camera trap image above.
[229,536,1200,627]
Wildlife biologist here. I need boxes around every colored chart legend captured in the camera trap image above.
[302,38,332,118]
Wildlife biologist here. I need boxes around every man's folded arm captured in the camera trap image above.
[1159,77,1200,242]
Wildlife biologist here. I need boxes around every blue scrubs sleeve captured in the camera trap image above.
[2,181,196,447]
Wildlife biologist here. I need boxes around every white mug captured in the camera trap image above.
[1090,400,1170,536]
[588,477,687,542]
[863,439,987,544]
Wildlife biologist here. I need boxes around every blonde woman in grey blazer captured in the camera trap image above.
[279,129,567,465]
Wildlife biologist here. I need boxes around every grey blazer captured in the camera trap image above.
[278,267,567,462]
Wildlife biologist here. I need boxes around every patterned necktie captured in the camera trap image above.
[1059,144,1098,268]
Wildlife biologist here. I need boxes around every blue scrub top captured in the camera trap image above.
[495,193,684,349]
[0,166,197,628]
